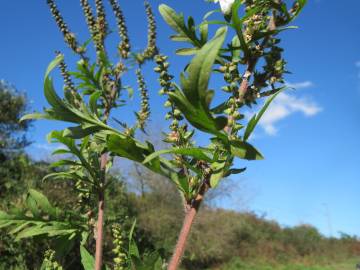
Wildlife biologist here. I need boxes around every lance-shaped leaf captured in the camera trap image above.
[80,246,95,270]
[230,140,264,160]
[159,4,201,47]
[143,147,213,165]
[243,88,285,141]
[107,134,171,177]
[0,190,86,241]
[21,56,115,139]
[28,189,58,218]
[168,27,228,138]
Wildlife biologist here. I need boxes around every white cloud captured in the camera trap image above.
[355,61,360,78]
[259,92,322,135]
[33,143,61,151]
[257,80,321,136]
[286,81,314,89]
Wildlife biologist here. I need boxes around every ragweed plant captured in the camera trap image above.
[144,0,307,269]
[1,1,164,270]
[0,0,307,270]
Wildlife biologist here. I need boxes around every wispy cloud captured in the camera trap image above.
[259,93,322,135]
[286,81,314,89]
[32,143,61,151]
[253,81,322,136]
[355,61,360,78]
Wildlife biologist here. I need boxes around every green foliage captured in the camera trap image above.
[168,27,228,137]
[80,246,95,270]
[0,80,31,152]
[0,189,86,241]
[0,0,327,269]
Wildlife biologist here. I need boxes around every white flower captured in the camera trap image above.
[214,0,235,15]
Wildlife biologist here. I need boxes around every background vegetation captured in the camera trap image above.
[1,82,359,269]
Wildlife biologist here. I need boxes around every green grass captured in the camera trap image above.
[216,258,360,270]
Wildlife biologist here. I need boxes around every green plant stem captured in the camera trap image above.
[168,183,208,270]
[94,75,120,270]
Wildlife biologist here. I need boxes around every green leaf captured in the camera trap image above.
[210,170,224,188]
[80,246,95,270]
[51,149,71,155]
[168,27,229,139]
[28,189,57,217]
[128,219,140,259]
[203,9,221,20]
[232,0,249,57]
[159,4,201,47]
[175,48,199,56]
[107,134,168,177]
[224,167,246,177]
[230,140,264,160]
[20,113,52,122]
[182,26,226,104]
[45,54,64,79]
[89,91,102,116]
[42,172,86,183]
[291,0,307,20]
[143,147,213,165]
[199,22,208,43]
[243,88,285,141]
[63,125,102,139]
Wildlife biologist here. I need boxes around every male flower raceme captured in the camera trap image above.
[214,0,235,14]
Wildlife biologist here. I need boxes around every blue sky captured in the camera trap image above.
[1,0,359,237]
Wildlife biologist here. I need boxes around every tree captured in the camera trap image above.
[0,80,32,198]
[0,80,31,153]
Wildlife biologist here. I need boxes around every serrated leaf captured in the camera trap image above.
[168,27,229,141]
[159,4,201,47]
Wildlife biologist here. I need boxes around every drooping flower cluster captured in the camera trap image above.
[95,0,108,48]
[56,52,82,107]
[109,0,131,59]
[46,0,80,53]
[135,69,150,131]
[79,0,105,57]
[136,2,158,64]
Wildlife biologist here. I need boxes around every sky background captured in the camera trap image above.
[1,0,359,237]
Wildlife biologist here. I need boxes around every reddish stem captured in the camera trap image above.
[168,184,208,270]
[94,196,105,270]
[168,205,197,270]
[94,153,107,270]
